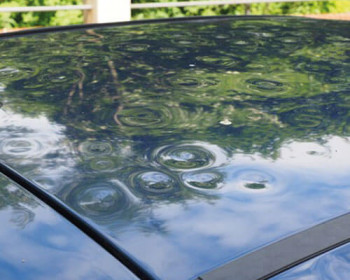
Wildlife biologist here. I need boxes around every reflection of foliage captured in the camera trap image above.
[1,17,350,158]
[0,177,37,228]
[2,16,350,240]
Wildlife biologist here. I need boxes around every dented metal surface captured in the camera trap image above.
[1,16,350,279]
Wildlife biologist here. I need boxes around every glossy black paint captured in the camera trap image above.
[0,173,137,280]
[1,16,350,279]
[0,160,154,280]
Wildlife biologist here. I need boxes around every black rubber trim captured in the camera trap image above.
[0,161,157,280]
[0,15,341,39]
[198,212,350,280]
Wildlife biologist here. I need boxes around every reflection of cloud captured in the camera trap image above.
[0,110,60,133]
[115,168,350,278]
[273,242,350,280]
[104,136,350,279]
[2,16,350,280]
[122,232,194,278]
[232,136,350,181]
[279,136,350,174]
[3,106,350,279]
[0,108,75,193]
[0,187,134,280]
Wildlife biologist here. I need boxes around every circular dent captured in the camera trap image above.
[130,170,178,195]
[196,55,244,69]
[0,138,44,158]
[183,171,223,191]
[89,157,117,171]
[225,72,325,98]
[233,169,275,192]
[66,183,128,218]
[0,66,38,82]
[168,74,219,89]
[288,108,322,128]
[117,105,173,128]
[296,61,336,74]
[78,141,112,157]
[154,144,215,171]
[246,78,285,92]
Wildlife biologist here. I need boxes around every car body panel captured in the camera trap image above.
[1,16,350,279]
[0,173,137,280]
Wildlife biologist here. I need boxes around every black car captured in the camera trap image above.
[1,16,350,280]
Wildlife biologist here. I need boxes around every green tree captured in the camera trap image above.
[0,0,83,28]
[1,0,350,28]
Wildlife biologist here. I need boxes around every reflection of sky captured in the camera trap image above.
[3,105,350,279]
[0,108,75,193]
[98,137,350,279]
[233,136,350,178]
[272,242,350,280]
[1,18,350,279]
[0,175,136,280]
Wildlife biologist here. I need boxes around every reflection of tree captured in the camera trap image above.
[0,177,37,229]
[1,17,350,231]
[0,18,349,157]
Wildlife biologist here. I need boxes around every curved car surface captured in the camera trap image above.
[1,16,350,279]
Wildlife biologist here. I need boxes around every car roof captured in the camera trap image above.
[0,173,137,279]
[1,16,350,279]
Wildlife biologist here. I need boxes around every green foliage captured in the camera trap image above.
[1,0,350,29]
[0,0,83,28]
[132,0,350,19]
